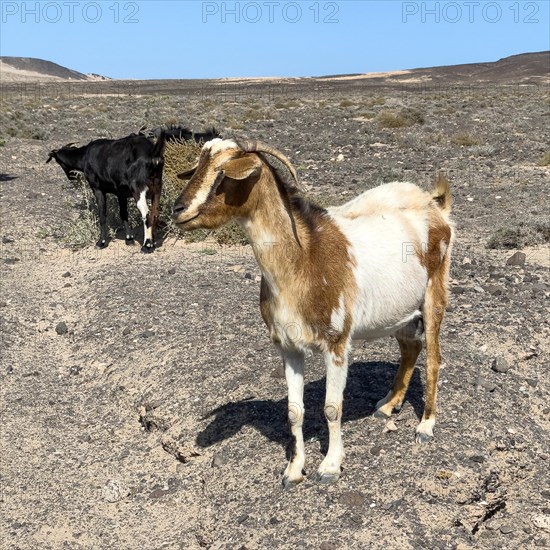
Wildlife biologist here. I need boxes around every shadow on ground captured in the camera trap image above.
[196,361,425,454]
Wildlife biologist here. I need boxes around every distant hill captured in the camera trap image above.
[0,57,109,82]
[319,51,549,85]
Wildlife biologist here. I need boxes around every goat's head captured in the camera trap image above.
[46,143,81,181]
[172,138,302,230]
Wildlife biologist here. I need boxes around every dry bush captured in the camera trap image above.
[378,107,424,128]
[487,222,550,249]
[452,133,482,147]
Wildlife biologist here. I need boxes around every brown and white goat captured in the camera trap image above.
[172,138,454,487]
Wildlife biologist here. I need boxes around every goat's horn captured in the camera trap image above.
[236,139,302,191]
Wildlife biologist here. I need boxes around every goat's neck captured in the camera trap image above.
[241,183,306,288]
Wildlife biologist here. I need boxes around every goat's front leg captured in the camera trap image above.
[136,189,154,253]
[93,188,108,248]
[147,188,161,249]
[282,349,306,489]
[317,346,349,484]
[117,194,134,244]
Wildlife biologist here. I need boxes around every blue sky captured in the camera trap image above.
[1,1,549,78]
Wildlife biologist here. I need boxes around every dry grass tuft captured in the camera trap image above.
[452,133,482,147]
[377,107,424,128]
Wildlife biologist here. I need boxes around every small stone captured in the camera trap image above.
[500,524,515,534]
[383,420,398,433]
[168,267,176,275]
[237,514,249,524]
[532,514,550,531]
[55,322,68,335]
[211,453,228,467]
[339,490,365,508]
[462,257,471,265]
[270,364,285,379]
[142,330,155,338]
[336,153,345,162]
[480,379,497,392]
[470,455,485,463]
[62,271,71,278]
[2,235,15,244]
[63,283,72,288]
[0,301,7,308]
[320,543,338,550]
[506,251,526,266]
[244,272,252,280]
[4,258,19,265]
[485,285,503,296]
[492,358,510,373]
[102,480,129,503]
[69,365,82,375]
[6,366,14,374]
[370,445,383,456]
[122,327,131,336]
[269,517,281,525]
[148,487,168,499]
[451,286,466,295]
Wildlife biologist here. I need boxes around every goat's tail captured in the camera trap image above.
[152,130,166,165]
[431,172,452,219]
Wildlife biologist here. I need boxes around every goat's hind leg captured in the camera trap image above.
[375,316,423,419]
[282,349,306,489]
[416,284,446,444]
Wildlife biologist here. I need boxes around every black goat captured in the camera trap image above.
[139,125,220,143]
[47,132,166,253]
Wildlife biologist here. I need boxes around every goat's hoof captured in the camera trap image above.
[282,475,303,490]
[125,237,135,245]
[373,408,391,419]
[95,240,108,249]
[314,471,340,485]
[140,244,155,254]
[415,432,433,445]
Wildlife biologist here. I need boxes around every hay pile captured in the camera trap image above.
[161,139,248,245]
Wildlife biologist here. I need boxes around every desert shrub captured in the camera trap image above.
[487,222,550,249]
[469,144,496,157]
[537,151,550,166]
[378,107,424,128]
[339,99,355,108]
[452,133,482,147]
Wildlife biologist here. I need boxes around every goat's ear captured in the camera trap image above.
[222,155,262,180]
[177,161,199,180]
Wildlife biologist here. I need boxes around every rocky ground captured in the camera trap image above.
[0,78,549,549]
